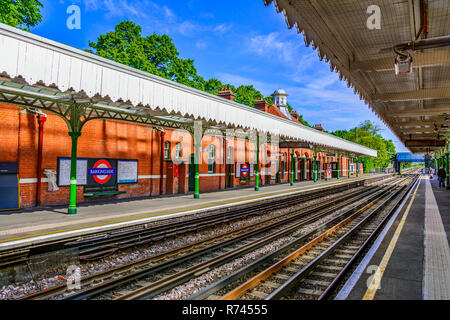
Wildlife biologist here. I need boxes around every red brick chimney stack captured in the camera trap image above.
[290,111,299,121]
[314,124,324,131]
[217,87,236,101]
[254,97,269,112]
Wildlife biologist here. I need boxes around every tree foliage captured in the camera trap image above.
[88,21,311,123]
[332,120,396,172]
[0,0,43,31]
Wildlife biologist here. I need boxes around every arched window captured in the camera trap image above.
[175,142,181,159]
[227,146,233,164]
[282,153,287,173]
[164,141,170,160]
[208,145,216,173]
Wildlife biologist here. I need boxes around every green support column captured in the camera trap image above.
[347,158,350,179]
[356,159,359,177]
[255,135,260,191]
[290,149,294,186]
[337,155,340,179]
[314,153,317,183]
[68,131,80,215]
[194,143,200,199]
[446,153,450,190]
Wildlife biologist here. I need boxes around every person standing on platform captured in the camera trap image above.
[429,167,434,179]
[437,167,446,188]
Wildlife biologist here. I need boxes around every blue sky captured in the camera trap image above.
[32,0,408,152]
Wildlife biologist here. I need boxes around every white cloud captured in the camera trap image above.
[247,32,302,64]
[195,39,207,49]
[214,23,232,34]
[215,72,276,96]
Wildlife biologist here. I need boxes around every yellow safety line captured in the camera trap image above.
[0,178,366,243]
[362,176,421,300]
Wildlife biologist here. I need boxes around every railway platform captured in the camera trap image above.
[337,175,450,300]
[0,174,384,251]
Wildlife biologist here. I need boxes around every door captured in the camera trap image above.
[0,162,19,211]
[188,154,194,191]
[227,164,233,188]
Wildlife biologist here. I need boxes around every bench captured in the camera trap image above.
[83,185,126,197]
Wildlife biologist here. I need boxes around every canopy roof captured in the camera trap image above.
[263,0,450,155]
[0,23,376,157]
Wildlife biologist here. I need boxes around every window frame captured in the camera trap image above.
[208,144,216,174]
[164,141,171,160]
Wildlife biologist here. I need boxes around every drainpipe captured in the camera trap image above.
[224,137,227,189]
[36,115,47,206]
[160,130,165,195]
[149,128,153,196]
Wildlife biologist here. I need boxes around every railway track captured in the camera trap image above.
[19,178,393,300]
[211,175,418,300]
[2,177,387,268]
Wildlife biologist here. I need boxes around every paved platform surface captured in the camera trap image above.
[338,176,450,300]
[0,174,383,249]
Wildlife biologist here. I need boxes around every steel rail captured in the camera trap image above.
[21,183,378,300]
[318,175,420,300]
[266,177,417,300]
[109,181,401,300]
[3,177,382,267]
[219,177,409,300]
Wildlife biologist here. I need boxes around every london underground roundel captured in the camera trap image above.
[241,163,250,178]
[89,159,116,184]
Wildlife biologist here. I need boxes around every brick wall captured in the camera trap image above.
[0,103,349,209]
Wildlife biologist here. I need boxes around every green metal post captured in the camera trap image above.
[337,155,340,180]
[356,159,359,177]
[68,132,80,215]
[194,143,200,199]
[446,154,450,190]
[255,135,260,191]
[290,149,294,186]
[348,158,350,179]
[314,153,317,183]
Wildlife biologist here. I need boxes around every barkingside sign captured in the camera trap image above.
[87,158,118,186]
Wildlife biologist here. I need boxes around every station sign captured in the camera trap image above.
[326,164,332,179]
[87,158,117,186]
[240,163,250,179]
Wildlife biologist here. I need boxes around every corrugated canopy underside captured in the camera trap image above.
[264,0,450,154]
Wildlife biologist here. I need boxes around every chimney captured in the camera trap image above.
[254,97,269,112]
[314,124,324,132]
[217,87,235,101]
[290,111,299,121]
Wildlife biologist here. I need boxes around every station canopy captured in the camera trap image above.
[263,0,450,155]
[0,23,376,157]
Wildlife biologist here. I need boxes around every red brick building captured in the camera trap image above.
[0,88,362,209]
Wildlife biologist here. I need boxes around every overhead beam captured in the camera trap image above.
[388,107,450,117]
[374,88,450,102]
[405,140,446,147]
[394,120,446,126]
[399,128,449,134]
[351,48,450,72]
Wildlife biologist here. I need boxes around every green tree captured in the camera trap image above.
[88,21,312,123]
[0,0,43,31]
[331,120,395,173]
[88,21,202,88]
[234,85,263,107]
